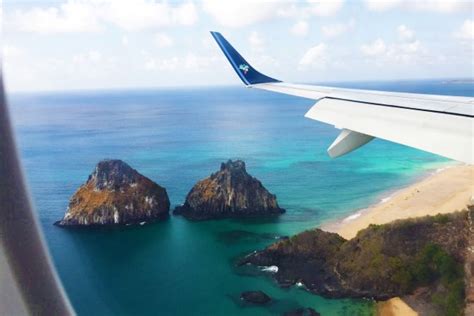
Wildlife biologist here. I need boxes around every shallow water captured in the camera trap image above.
[9,79,472,315]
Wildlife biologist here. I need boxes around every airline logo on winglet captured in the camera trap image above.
[239,64,249,75]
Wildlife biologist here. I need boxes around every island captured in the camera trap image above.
[173,160,285,220]
[241,208,472,315]
[55,159,170,226]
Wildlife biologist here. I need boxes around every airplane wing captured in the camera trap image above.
[210,31,474,165]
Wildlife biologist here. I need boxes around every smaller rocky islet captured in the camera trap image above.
[173,159,285,220]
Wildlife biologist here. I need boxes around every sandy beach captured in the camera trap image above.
[324,164,474,240]
[323,163,474,316]
[377,297,418,316]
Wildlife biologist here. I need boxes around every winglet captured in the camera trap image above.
[210,31,280,86]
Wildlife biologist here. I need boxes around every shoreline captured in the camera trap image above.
[322,163,474,316]
[322,164,447,235]
[323,163,473,240]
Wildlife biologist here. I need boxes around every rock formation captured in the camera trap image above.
[55,159,170,226]
[241,209,472,315]
[174,160,285,220]
[283,308,320,316]
[240,291,271,305]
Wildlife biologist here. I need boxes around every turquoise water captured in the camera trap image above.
[8,80,472,315]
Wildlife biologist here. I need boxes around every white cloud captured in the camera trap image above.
[361,38,425,61]
[145,53,218,72]
[409,0,471,13]
[364,0,402,11]
[172,2,199,26]
[145,56,180,71]
[454,19,474,40]
[203,0,344,28]
[155,33,174,48]
[101,0,198,31]
[397,24,415,42]
[360,39,386,56]
[183,53,218,70]
[383,40,426,64]
[72,50,119,69]
[121,36,129,46]
[321,19,355,38]
[73,50,103,64]
[202,0,280,28]
[248,31,264,50]
[250,54,279,69]
[361,26,429,65]
[307,0,344,17]
[3,44,23,59]
[364,0,470,13]
[291,20,309,37]
[299,43,328,68]
[8,0,198,33]
[10,1,101,33]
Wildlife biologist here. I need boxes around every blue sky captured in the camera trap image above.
[2,0,473,92]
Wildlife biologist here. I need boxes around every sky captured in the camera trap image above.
[2,0,473,92]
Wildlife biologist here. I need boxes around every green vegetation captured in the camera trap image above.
[432,213,450,224]
[251,210,469,315]
[388,244,465,315]
[411,244,465,316]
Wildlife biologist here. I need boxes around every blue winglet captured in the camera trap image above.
[210,31,280,85]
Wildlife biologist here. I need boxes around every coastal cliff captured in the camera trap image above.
[174,160,285,220]
[55,159,170,226]
[242,209,472,315]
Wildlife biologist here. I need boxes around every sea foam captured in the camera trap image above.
[261,265,278,273]
[343,212,361,222]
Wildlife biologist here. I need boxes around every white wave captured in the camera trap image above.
[261,265,278,273]
[380,196,392,203]
[435,165,453,173]
[342,212,361,222]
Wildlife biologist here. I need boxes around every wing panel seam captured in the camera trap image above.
[323,96,474,118]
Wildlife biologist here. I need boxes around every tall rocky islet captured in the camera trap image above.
[55,159,170,226]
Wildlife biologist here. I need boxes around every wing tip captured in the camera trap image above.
[210,31,280,86]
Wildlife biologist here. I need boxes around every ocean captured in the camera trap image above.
[8,79,473,315]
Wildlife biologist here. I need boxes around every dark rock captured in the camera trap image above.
[55,159,170,226]
[240,291,272,305]
[283,307,320,316]
[242,210,470,303]
[174,160,285,220]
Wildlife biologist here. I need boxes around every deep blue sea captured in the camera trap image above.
[8,79,473,315]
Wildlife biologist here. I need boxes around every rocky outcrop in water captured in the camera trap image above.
[241,209,472,315]
[240,291,271,305]
[283,307,320,316]
[55,159,170,226]
[174,160,285,220]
